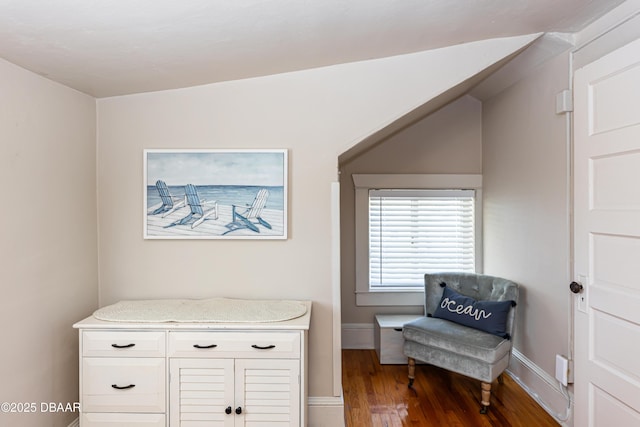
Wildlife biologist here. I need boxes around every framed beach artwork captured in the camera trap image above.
[144,149,288,239]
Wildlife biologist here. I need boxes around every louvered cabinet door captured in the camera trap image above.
[169,359,235,427]
[234,359,300,427]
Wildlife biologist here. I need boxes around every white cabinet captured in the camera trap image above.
[78,330,167,426]
[170,358,300,427]
[235,359,300,426]
[169,358,235,427]
[82,357,166,413]
[168,331,301,359]
[81,413,166,427]
[168,331,302,427]
[74,301,310,427]
[83,330,165,358]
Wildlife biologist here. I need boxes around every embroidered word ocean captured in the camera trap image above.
[440,298,492,320]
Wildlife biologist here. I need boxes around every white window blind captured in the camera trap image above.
[368,189,475,290]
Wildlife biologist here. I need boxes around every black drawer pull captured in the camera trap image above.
[251,344,276,350]
[111,384,135,390]
[193,344,218,349]
[111,343,135,349]
[394,328,403,332]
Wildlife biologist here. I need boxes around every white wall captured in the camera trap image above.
[340,95,483,325]
[482,51,572,418]
[0,31,542,426]
[0,58,98,427]
[96,76,343,399]
[337,35,576,421]
[481,6,640,424]
[572,0,640,69]
[95,36,535,415]
[85,8,639,425]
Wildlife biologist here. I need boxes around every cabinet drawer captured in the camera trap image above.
[81,413,165,427]
[168,331,301,358]
[83,331,165,357]
[82,358,165,413]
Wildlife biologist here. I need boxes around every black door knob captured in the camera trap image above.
[569,281,583,294]
[235,406,242,415]
[225,406,232,414]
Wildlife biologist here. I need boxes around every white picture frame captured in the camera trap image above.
[144,149,288,239]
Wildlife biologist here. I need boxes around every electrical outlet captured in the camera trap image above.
[555,354,569,386]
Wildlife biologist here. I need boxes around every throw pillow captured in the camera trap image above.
[432,286,514,338]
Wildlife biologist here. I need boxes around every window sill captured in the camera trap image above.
[355,290,424,307]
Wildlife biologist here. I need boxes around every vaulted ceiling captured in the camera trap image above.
[0,0,626,97]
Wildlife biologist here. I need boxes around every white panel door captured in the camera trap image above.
[169,358,235,427]
[574,37,640,426]
[235,359,300,427]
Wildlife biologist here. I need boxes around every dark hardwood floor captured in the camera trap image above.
[342,350,560,427]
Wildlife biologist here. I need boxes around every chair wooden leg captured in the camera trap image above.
[408,357,416,389]
[480,382,491,414]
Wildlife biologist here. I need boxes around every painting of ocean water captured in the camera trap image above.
[146,185,285,211]
[144,149,287,239]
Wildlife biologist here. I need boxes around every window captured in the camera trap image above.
[369,189,476,290]
[353,174,482,306]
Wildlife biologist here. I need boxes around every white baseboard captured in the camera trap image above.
[308,395,345,427]
[67,418,79,427]
[508,348,573,426]
[341,323,374,349]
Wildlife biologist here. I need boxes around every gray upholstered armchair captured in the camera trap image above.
[403,272,519,413]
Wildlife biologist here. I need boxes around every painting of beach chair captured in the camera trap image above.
[165,184,218,229]
[148,180,186,217]
[224,188,271,234]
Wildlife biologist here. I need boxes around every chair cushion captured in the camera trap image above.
[403,316,511,363]
[432,287,514,338]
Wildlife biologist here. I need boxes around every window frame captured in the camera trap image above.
[353,174,483,306]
